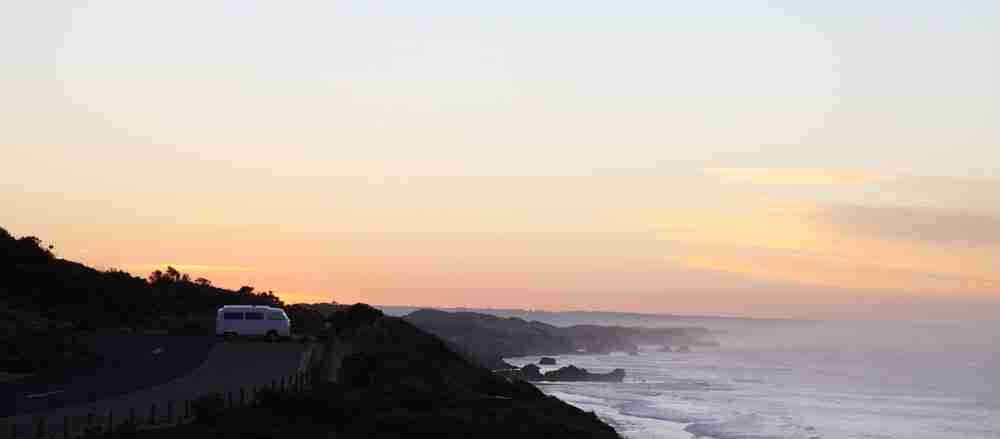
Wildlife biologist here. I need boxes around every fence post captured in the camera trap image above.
[167,401,173,423]
[240,388,245,406]
[62,416,68,439]
[184,400,190,419]
[129,408,136,426]
[227,391,232,409]
[34,417,45,439]
[149,404,156,425]
[108,410,113,434]
[10,423,16,439]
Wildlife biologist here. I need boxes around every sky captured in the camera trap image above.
[2,1,998,320]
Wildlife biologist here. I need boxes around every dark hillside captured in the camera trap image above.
[131,304,621,439]
[0,226,283,373]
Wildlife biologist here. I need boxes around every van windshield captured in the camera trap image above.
[268,312,286,320]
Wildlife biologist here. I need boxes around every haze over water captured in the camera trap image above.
[506,316,1000,439]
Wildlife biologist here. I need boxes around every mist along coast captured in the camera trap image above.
[505,318,1000,439]
[384,304,1000,438]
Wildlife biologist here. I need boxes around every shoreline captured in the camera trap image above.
[505,355,696,439]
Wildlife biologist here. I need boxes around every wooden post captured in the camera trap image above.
[129,408,136,425]
[10,423,16,439]
[62,416,69,439]
[240,388,245,406]
[167,401,173,423]
[149,404,156,425]
[184,400,190,419]
[35,417,45,439]
[108,410,113,434]
[227,391,232,409]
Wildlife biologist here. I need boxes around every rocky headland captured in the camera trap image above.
[502,364,626,383]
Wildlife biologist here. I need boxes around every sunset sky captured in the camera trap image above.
[2,1,998,320]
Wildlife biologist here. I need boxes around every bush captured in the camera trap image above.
[190,393,226,424]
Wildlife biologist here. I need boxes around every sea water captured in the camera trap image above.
[506,321,1000,439]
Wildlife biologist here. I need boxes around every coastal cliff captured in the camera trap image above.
[134,304,621,439]
[400,308,713,369]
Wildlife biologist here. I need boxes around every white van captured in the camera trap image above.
[216,305,291,339]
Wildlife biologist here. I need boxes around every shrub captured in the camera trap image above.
[191,393,226,424]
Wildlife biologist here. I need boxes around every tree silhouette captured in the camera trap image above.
[2,226,285,342]
[165,266,181,282]
[149,270,164,284]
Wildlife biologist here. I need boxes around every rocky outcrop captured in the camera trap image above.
[544,365,625,382]
[502,364,626,383]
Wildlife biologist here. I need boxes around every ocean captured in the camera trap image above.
[506,320,1000,439]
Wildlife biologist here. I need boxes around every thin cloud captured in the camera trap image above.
[677,250,1000,296]
[706,167,883,185]
[819,205,1000,246]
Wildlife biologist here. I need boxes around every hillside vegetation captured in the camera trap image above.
[0,226,283,373]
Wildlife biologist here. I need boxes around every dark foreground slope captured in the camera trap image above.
[129,304,620,439]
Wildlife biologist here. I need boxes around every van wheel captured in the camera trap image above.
[266,330,279,342]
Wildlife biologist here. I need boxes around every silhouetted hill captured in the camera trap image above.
[0,226,284,373]
[400,308,713,369]
[131,304,621,439]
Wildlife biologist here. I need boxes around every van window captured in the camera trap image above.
[268,312,286,321]
[245,312,264,320]
[223,312,243,320]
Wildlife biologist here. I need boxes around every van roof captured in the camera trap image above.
[218,305,282,310]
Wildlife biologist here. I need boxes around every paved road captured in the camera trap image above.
[1,338,313,438]
[2,335,216,418]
